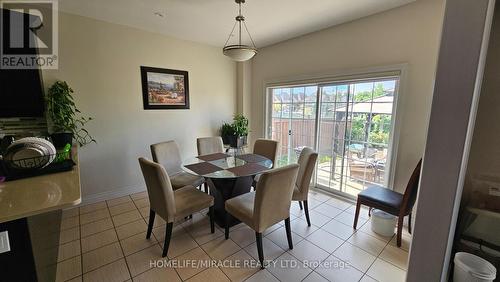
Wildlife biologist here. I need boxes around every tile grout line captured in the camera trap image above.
[126,195,184,281]
[59,191,408,282]
[78,208,83,281]
[105,196,134,281]
[293,204,378,280]
[57,217,148,265]
[121,197,157,281]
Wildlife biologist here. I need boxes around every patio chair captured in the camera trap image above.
[348,158,376,182]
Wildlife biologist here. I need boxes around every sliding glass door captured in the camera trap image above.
[270,85,318,167]
[268,76,399,198]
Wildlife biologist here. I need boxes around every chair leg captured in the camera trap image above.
[408,212,412,234]
[146,209,155,239]
[225,212,230,239]
[396,215,404,247]
[284,217,293,249]
[209,206,215,234]
[353,201,361,229]
[162,222,174,257]
[298,201,303,210]
[256,232,265,269]
[303,201,311,226]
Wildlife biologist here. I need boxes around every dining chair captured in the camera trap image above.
[292,147,318,226]
[138,157,215,257]
[225,164,299,268]
[197,136,224,156]
[150,140,204,191]
[196,137,224,193]
[253,139,279,167]
[252,138,279,188]
[353,159,423,247]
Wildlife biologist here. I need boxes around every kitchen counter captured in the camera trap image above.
[0,153,81,223]
[0,149,82,281]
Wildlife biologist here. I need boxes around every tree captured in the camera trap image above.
[353,83,385,102]
[369,114,391,145]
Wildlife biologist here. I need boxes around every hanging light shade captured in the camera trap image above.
[223,0,257,62]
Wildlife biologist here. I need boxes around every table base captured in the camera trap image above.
[207,176,253,228]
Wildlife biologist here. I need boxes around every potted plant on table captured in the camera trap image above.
[46,81,96,148]
[220,114,249,148]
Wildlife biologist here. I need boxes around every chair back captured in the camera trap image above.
[401,159,423,214]
[296,147,318,198]
[150,140,182,175]
[197,137,224,156]
[138,157,176,222]
[253,139,279,168]
[253,164,299,232]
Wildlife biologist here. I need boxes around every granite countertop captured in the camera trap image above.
[0,149,82,223]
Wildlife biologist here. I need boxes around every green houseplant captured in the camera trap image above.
[220,114,249,148]
[46,81,96,148]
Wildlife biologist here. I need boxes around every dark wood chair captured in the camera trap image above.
[353,159,422,247]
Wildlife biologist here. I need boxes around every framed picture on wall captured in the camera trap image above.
[140,66,190,110]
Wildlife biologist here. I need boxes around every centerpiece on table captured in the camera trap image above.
[220,114,249,148]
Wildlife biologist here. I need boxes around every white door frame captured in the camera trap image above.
[407,0,495,281]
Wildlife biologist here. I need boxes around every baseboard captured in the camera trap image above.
[79,185,146,206]
[310,186,357,204]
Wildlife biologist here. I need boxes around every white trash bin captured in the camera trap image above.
[454,252,497,282]
[371,209,396,237]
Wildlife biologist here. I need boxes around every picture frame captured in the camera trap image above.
[140,66,190,110]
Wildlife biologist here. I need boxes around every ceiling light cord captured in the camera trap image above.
[244,21,256,48]
[239,2,242,45]
[224,21,237,47]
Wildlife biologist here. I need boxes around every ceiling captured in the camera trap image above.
[59,0,416,48]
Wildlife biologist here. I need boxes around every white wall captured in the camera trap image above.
[250,0,444,192]
[43,13,237,201]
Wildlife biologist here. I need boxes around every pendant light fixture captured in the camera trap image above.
[223,0,257,62]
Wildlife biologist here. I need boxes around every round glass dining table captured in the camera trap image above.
[182,153,273,227]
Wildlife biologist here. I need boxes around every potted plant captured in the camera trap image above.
[46,81,96,148]
[220,114,249,148]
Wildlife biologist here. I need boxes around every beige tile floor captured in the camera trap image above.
[56,190,412,282]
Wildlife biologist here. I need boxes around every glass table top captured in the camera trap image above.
[182,154,273,179]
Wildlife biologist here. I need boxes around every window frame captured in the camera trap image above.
[263,65,406,192]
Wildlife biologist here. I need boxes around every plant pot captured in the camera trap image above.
[239,135,248,147]
[223,135,247,148]
[50,133,73,149]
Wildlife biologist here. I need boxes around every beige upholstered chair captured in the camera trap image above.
[197,137,224,156]
[138,157,215,257]
[225,164,299,268]
[252,139,279,188]
[196,137,225,193]
[150,140,204,190]
[292,147,318,226]
[253,139,279,167]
